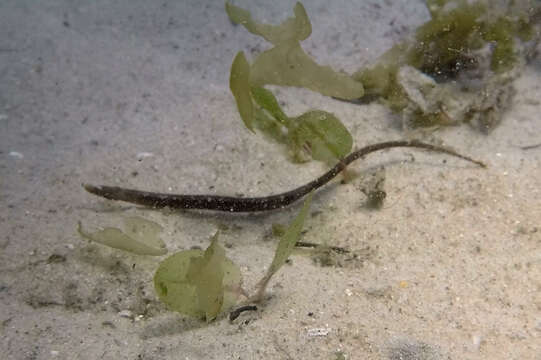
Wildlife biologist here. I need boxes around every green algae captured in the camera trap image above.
[289,111,353,164]
[353,0,538,131]
[153,234,242,321]
[229,58,353,163]
[226,2,363,100]
[77,216,167,256]
[229,52,254,132]
[252,193,313,301]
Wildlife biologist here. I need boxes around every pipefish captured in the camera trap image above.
[83,140,485,212]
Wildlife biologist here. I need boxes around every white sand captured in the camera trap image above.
[1,1,540,359]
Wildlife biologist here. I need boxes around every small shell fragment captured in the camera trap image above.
[9,151,24,159]
[118,310,134,319]
[136,152,154,160]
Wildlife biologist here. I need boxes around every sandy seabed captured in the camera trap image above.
[1,1,540,359]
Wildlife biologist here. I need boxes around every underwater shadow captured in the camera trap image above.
[139,314,210,339]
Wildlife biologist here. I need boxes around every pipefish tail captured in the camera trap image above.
[83,140,486,212]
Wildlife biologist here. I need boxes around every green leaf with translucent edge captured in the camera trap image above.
[153,234,242,321]
[251,86,288,125]
[77,216,167,256]
[250,41,364,100]
[226,2,363,100]
[290,110,353,163]
[254,107,288,144]
[230,52,254,131]
[252,194,312,302]
[226,2,311,45]
[268,192,312,277]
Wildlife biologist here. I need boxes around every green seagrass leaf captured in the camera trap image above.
[153,234,242,321]
[225,2,311,44]
[230,51,254,131]
[77,217,167,256]
[289,110,353,163]
[226,2,363,100]
[250,86,288,125]
[250,41,364,100]
[267,192,312,277]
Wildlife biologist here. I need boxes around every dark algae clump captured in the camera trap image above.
[354,0,540,132]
